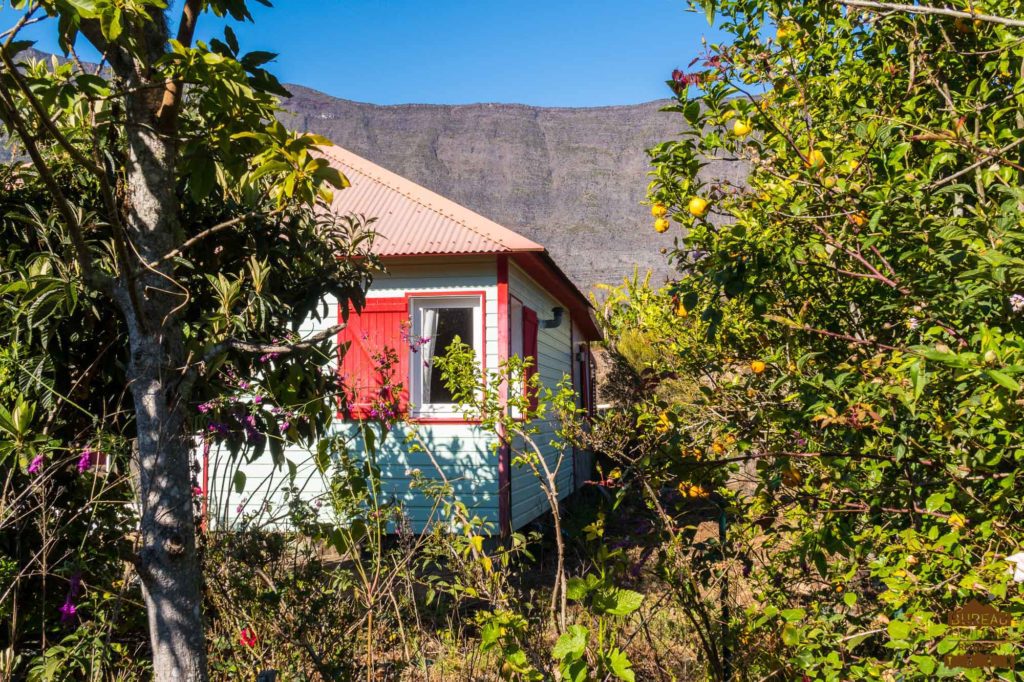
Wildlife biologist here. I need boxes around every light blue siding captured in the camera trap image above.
[508,262,580,530]
[205,258,503,533]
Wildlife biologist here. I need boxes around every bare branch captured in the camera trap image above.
[930,136,1024,188]
[149,208,278,267]
[837,0,1024,28]
[156,0,201,131]
[203,323,348,364]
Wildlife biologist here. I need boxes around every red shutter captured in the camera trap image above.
[522,306,539,411]
[337,298,409,419]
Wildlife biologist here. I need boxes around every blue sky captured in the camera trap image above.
[0,1,722,107]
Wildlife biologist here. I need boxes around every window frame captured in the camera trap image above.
[406,292,486,421]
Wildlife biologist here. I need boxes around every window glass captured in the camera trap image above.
[421,306,474,404]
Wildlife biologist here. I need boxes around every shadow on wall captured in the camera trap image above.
[204,421,501,533]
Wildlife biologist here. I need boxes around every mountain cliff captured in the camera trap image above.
[280,86,741,294]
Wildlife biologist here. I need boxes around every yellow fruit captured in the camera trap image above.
[823,176,837,189]
[688,196,709,217]
[651,203,668,218]
[850,213,867,227]
[686,484,709,498]
[675,303,688,317]
[750,360,766,374]
[732,120,752,137]
[847,160,860,172]
[654,217,670,233]
[835,584,844,594]
[806,149,826,168]
[712,441,725,455]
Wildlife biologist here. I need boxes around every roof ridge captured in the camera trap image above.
[322,145,540,253]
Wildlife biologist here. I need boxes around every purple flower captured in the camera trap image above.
[236,504,244,514]
[77,449,95,474]
[208,422,229,436]
[197,402,212,414]
[59,597,76,624]
[279,421,291,433]
[27,454,44,475]
[1011,294,1024,314]
[907,317,919,330]
[253,395,263,405]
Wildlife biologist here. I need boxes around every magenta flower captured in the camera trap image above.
[27,454,44,475]
[58,597,77,624]
[77,449,95,474]
[279,421,291,433]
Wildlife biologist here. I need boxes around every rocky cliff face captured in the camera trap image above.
[280,86,743,294]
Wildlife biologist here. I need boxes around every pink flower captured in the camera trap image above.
[77,449,95,474]
[192,486,204,497]
[279,421,291,433]
[27,454,44,475]
[59,597,76,624]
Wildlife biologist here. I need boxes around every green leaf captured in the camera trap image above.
[608,647,635,682]
[925,493,947,512]
[986,369,1020,391]
[887,620,912,640]
[605,588,644,617]
[566,576,594,601]
[551,625,588,660]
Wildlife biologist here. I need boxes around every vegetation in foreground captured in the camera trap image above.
[3,0,1024,679]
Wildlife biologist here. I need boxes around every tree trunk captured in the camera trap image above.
[115,44,209,680]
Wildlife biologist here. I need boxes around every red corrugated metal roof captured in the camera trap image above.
[320,145,601,341]
[321,145,545,257]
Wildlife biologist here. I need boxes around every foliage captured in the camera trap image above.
[638,0,1024,678]
[0,1,377,677]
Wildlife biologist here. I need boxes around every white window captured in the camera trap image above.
[409,296,484,417]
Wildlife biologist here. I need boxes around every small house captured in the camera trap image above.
[204,146,600,535]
